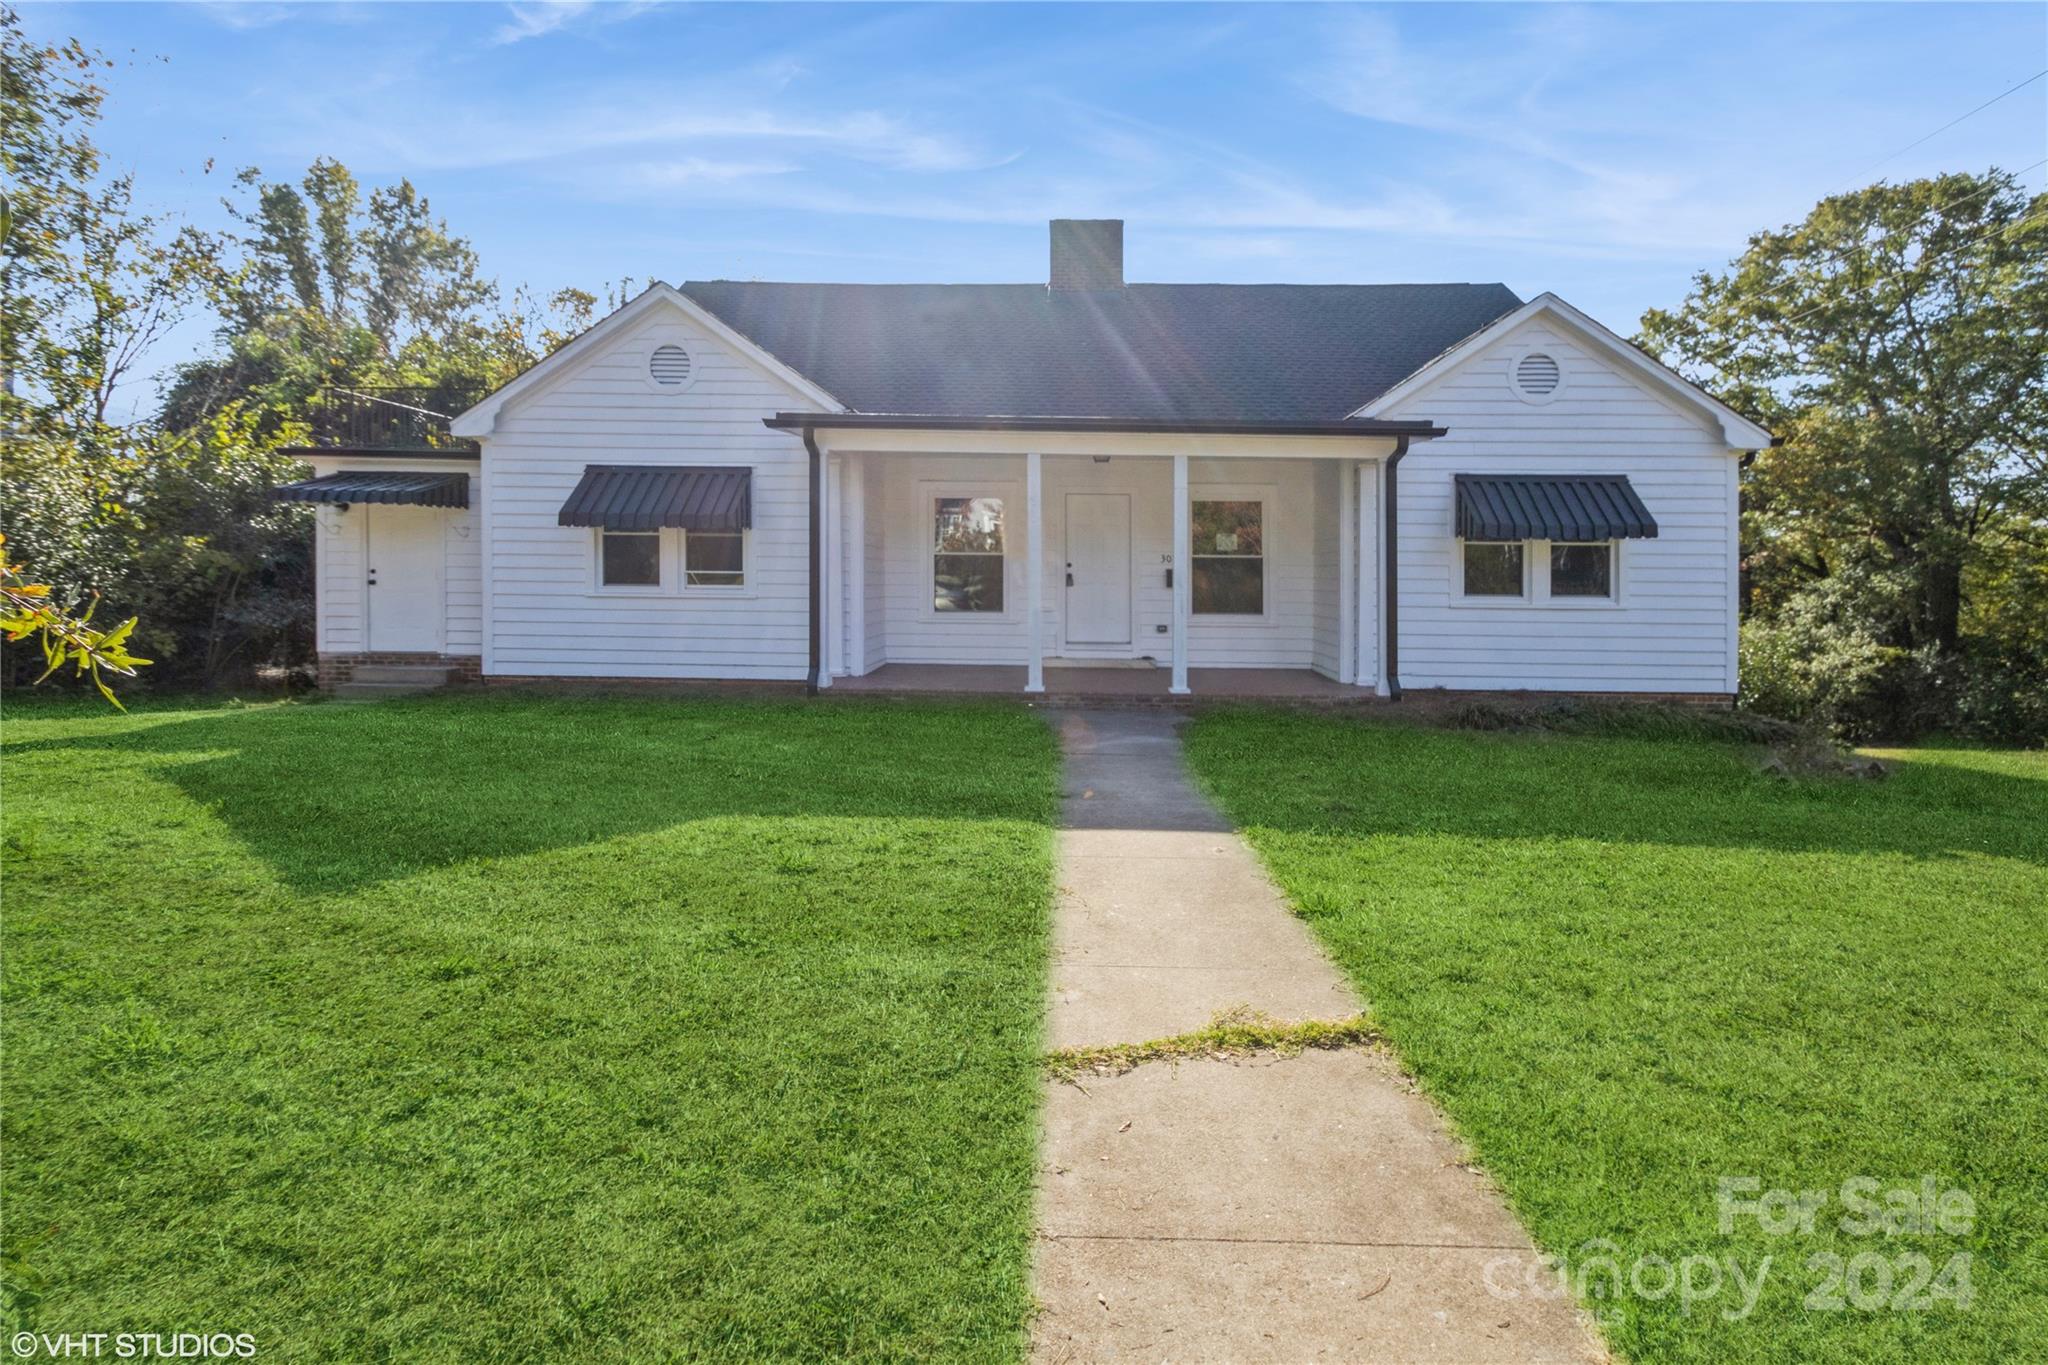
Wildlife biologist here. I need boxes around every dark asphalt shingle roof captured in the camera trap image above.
[678,281,1521,421]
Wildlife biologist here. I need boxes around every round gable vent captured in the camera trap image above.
[1514,351,1561,397]
[649,344,693,387]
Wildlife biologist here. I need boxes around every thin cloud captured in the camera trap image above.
[301,75,1008,176]
[630,157,801,187]
[492,1,654,47]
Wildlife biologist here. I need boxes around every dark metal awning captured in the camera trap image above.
[272,471,469,508]
[1455,474,1657,542]
[557,465,752,531]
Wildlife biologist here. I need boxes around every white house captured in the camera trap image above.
[277,219,1772,701]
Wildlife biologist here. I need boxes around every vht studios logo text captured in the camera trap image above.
[10,1333,255,1360]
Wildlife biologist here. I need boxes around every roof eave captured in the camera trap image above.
[763,412,1446,439]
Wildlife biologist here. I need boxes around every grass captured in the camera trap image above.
[1,692,1060,1362]
[1043,1007,1378,1082]
[1182,711,2047,1364]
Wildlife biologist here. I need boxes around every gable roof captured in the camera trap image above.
[451,284,843,438]
[679,281,1521,422]
[1352,292,1776,449]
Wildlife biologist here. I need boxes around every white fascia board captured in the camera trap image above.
[304,454,480,474]
[1350,292,1775,451]
[450,283,845,438]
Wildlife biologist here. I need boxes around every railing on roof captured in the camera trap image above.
[300,384,486,453]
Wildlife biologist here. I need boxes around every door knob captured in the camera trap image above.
[1065,572,1074,586]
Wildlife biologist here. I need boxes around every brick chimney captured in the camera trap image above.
[1049,219,1124,290]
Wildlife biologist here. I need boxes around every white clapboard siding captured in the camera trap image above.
[315,504,363,653]
[1378,320,1741,694]
[479,308,817,680]
[864,454,1325,669]
[444,507,482,654]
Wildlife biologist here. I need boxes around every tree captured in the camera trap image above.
[1,533,150,706]
[1640,169,2048,656]
[164,158,527,430]
[2,9,206,443]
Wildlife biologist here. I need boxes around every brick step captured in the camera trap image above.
[349,664,453,686]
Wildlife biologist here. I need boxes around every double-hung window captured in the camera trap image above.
[1192,500,1264,614]
[933,496,1005,612]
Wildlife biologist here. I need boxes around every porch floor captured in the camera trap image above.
[830,663,1378,703]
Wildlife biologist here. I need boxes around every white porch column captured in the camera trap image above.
[818,455,839,687]
[1337,460,1357,685]
[1364,458,1386,695]
[1024,450,1045,694]
[1170,453,1190,695]
[845,453,866,677]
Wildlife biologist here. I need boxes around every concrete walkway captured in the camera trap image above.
[1032,711,1604,1364]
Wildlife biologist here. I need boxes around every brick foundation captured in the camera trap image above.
[483,675,808,697]
[316,652,483,690]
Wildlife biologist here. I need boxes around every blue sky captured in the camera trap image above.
[21,1,2048,400]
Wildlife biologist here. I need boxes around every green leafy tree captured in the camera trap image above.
[2,9,205,444]
[165,158,535,429]
[1640,169,2048,655]
[1,533,150,705]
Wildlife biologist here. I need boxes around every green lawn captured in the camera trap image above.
[1183,712,2047,1364]
[1,693,1059,1362]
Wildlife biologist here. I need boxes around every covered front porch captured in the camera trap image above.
[832,662,1377,702]
[776,414,1438,697]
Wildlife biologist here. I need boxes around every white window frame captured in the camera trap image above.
[1544,540,1621,606]
[1188,483,1275,623]
[1454,538,1532,604]
[1452,537,1624,607]
[920,481,1020,622]
[681,527,751,593]
[593,528,668,594]
[590,526,755,596]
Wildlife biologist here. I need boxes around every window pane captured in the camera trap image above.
[934,554,1005,612]
[1193,558,1264,614]
[1550,543,1613,598]
[686,531,744,586]
[1193,500,1262,556]
[602,532,661,586]
[1462,542,1524,597]
[935,497,1004,553]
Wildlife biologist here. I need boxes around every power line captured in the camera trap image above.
[1776,175,2047,329]
[1865,68,2047,175]
[1757,157,2046,307]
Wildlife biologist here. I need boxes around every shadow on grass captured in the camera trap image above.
[1182,708,2048,867]
[5,692,1060,894]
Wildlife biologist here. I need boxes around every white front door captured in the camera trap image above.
[366,506,444,652]
[1064,493,1133,648]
